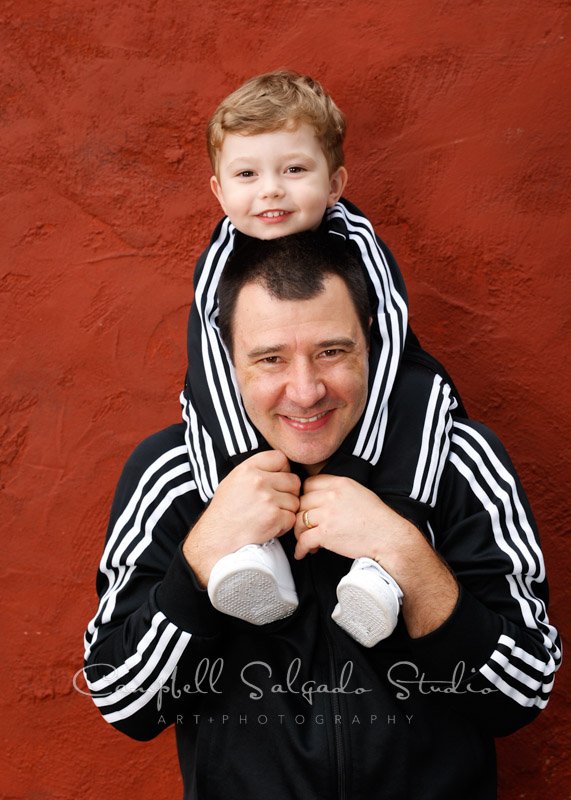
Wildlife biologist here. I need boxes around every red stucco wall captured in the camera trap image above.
[1,1,569,797]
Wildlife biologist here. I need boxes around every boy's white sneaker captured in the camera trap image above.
[207,539,298,626]
[331,557,403,648]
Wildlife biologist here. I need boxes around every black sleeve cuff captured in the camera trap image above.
[408,585,502,678]
[155,544,224,637]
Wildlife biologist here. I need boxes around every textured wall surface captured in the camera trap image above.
[1,1,569,797]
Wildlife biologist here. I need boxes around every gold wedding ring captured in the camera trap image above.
[303,510,316,529]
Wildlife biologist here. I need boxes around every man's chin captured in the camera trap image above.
[261,416,341,470]
[278,444,332,474]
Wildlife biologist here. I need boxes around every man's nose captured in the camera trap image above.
[285,361,327,408]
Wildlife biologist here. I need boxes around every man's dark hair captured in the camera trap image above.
[217,232,372,356]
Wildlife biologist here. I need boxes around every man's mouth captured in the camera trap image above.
[280,409,334,431]
[286,411,329,423]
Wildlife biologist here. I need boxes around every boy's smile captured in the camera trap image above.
[210,123,347,239]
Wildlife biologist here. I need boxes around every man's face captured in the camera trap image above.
[210,123,347,239]
[232,275,369,473]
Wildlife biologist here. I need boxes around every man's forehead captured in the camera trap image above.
[232,276,362,355]
[234,275,349,321]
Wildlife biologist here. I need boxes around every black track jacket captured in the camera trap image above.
[83,357,561,800]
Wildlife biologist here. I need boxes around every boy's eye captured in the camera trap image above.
[286,166,306,174]
[237,170,255,178]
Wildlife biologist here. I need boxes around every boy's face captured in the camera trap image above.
[210,123,348,239]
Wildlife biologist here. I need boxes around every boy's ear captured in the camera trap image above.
[210,175,228,215]
[327,166,348,207]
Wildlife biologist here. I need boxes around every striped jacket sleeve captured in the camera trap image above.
[407,419,561,735]
[83,424,222,740]
[374,360,459,528]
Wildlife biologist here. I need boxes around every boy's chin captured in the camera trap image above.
[232,213,325,241]
[253,221,323,241]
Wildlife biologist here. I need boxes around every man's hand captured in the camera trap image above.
[294,474,459,637]
[294,474,415,565]
[183,450,301,587]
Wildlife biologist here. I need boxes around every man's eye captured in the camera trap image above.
[261,356,281,364]
[320,349,342,358]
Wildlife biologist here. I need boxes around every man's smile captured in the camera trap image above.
[278,409,335,431]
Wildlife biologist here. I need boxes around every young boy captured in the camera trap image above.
[181,70,461,647]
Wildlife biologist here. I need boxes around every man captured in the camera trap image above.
[84,233,560,799]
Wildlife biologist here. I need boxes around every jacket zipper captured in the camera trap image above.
[309,558,346,800]
[324,623,346,800]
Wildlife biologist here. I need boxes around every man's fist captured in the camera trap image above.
[183,450,300,586]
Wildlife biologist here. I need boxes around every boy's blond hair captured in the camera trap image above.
[207,70,346,175]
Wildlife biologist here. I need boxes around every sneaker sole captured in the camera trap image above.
[332,581,399,648]
[209,567,298,626]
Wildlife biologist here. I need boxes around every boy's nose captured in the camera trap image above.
[258,176,285,199]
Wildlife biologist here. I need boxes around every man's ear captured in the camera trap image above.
[327,166,348,207]
[210,175,228,215]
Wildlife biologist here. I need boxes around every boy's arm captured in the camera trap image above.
[83,425,225,740]
[326,198,409,465]
[183,218,258,503]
